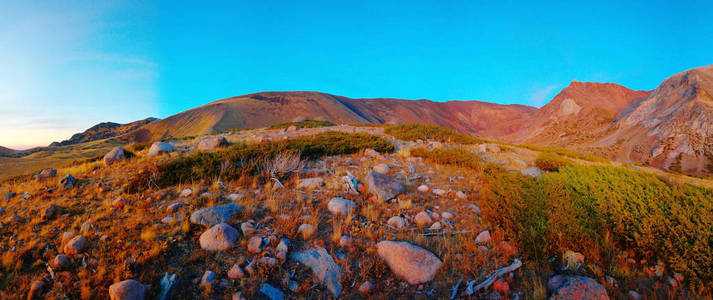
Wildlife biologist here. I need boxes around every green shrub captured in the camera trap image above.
[127,132,393,191]
[385,124,484,144]
[268,120,335,129]
[410,147,500,174]
[534,152,574,172]
[482,164,713,290]
[519,144,609,163]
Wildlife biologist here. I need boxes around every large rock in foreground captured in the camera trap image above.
[376,240,442,284]
[148,142,176,156]
[364,170,404,201]
[199,223,239,251]
[547,275,609,300]
[109,279,146,300]
[104,147,126,166]
[198,136,228,152]
[290,247,343,296]
[190,204,243,226]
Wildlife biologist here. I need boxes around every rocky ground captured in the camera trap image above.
[0,125,693,299]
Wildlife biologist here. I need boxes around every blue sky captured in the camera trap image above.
[1,0,712,149]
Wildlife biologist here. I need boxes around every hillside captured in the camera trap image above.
[50,118,157,146]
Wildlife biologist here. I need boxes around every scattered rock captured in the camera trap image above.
[35,169,57,180]
[148,142,176,156]
[387,216,406,229]
[475,230,491,243]
[432,188,447,196]
[373,163,390,174]
[290,247,343,297]
[298,177,324,189]
[109,279,146,300]
[521,167,543,178]
[376,241,443,285]
[63,235,87,255]
[259,283,284,300]
[190,203,243,226]
[199,223,239,251]
[197,136,228,151]
[364,148,380,158]
[414,211,433,227]
[200,270,215,286]
[428,222,442,231]
[41,204,63,220]
[241,221,256,235]
[27,280,45,299]
[161,216,175,224]
[276,238,290,260]
[297,224,315,239]
[364,170,404,201]
[627,290,641,300]
[104,147,126,166]
[227,264,244,279]
[228,193,245,201]
[179,188,192,197]
[3,191,16,201]
[247,235,265,253]
[441,212,454,219]
[417,184,429,192]
[286,125,298,132]
[358,281,374,294]
[456,191,467,199]
[52,254,70,269]
[327,197,356,216]
[166,203,182,213]
[338,235,352,247]
[60,174,76,188]
[547,275,609,300]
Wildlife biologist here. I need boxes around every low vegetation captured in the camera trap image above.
[534,152,574,172]
[385,124,484,144]
[409,146,499,174]
[268,120,335,130]
[518,144,609,163]
[482,164,713,291]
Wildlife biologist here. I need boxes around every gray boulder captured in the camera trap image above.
[60,174,76,188]
[199,223,239,251]
[290,247,342,297]
[197,136,228,152]
[148,142,176,156]
[327,197,356,216]
[35,168,57,180]
[521,167,543,178]
[548,275,609,300]
[109,279,146,300]
[376,240,443,285]
[104,147,126,166]
[190,203,243,226]
[364,170,404,201]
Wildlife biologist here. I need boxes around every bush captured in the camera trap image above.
[385,124,484,144]
[268,120,335,129]
[482,164,713,290]
[534,152,573,172]
[519,144,609,163]
[127,132,393,191]
[410,147,500,174]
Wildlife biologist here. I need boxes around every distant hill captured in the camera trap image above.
[50,118,157,146]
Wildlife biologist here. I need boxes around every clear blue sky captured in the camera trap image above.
[1,0,712,149]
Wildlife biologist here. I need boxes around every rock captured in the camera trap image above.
[298,177,324,189]
[476,230,491,243]
[432,188,447,196]
[358,281,374,294]
[60,174,76,188]
[161,216,175,224]
[179,188,192,198]
[364,148,380,158]
[148,142,176,156]
[3,191,16,201]
[158,273,177,300]
[104,147,126,166]
[364,170,404,201]
[521,167,543,178]
[227,264,244,279]
[456,191,467,199]
[414,211,433,227]
[228,193,245,201]
[441,211,454,219]
[563,250,585,271]
[240,221,256,235]
[338,235,352,247]
[109,279,146,300]
[190,203,243,226]
[548,275,609,300]
[41,204,63,220]
[198,136,228,152]
[428,222,442,231]
[200,270,215,286]
[52,254,70,269]
[373,163,390,174]
[36,168,57,180]
[199,223,239,251]
[387,216,406,229]
[80,221,93,234]
[276,238,290,260]
[286,125,298,132]
[417,184,429,192]
[166,203,182,213]
[112,197,126,209]
[297,224,315,239]
[628,290,641,300]
[0,206,5,216]
[64,235,87,255]
[260,283,284,300]
[327,197,356,216]
[61,231,76,242]
[376,241,443,285]
[247,235,265,253]
[27,280,45,299]
[290,247,343,297]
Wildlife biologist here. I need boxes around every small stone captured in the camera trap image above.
[456,191,467,199]
[628,290,642,300]
[228,193,245,201]
[373,163,390,174]
[190,203,243,226]
[259,283,284,300]
[297,224,315,239]
[363,148,380,158]
[417,185,429,192]
[197,136,228,151]
[240,221,256,235]
[441,212,454,219]
[166,203,182,213]
[227,264,244,279]
[41,204,63,220]
[414,211,432,227]
[276,238,290,260]
[428,222,442,231]
[60,174,76,188]
[358,281,374,294]
[327,197,356,216]
[179,188,192,197]
[161,216,175,224]
[387,216,406,229]
[199,223,239,251]
[109,279,146,300]
[200,270,215,286]
[290,247,343,297]
[52,254,70,269]
[563,250,585,271]
[298,178,324,189]
[432,188,446,196]
[364,170,404,201]
[548,275,609,300]
[338,235,352,247]
[64,235,87,255]
[475,230,491,243]
[521,167,543,178]
[247,235,265,253]
[232,292,246,300]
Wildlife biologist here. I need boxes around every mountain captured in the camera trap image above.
[599,64,713,173]
[50,118,157,146]
[124,91,537,142]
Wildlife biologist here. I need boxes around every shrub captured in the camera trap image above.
[519,144,609,163]
[127,132,393,191]
[482,164,713,290]
[410,147,501,174]
[534,152,573,172]
[385,124,484,144]
[268,120,335,129]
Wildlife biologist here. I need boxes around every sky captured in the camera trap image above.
[1,0,712,149]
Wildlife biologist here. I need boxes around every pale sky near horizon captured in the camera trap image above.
[1,0,712,149]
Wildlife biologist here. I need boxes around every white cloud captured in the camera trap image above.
[528,85,560,107]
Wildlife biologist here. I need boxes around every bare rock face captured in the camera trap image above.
[376,240,443,285]
[104,147,126,166]
[109,279,147,300]
[197,136,228,152]
[364,170,404,201]
[148,142,176,156]
[190,204,243,226]
[290,247,343,297]
[547,275,609,300]
[63,235,87,255]
[199,223,239,251]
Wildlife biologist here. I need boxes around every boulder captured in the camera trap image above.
[373,163,390,174]
[364,170,404,201]
[197,136,228,152]
[60,174,76,188]
[190,204,243,226]
[548,275,609,300]
[327,197,356,216]
[109,279,146,300]
[63,235,87,255]
[290,247,343,297]
[104,147,126,166]
[52,254,70,269]
[35,168,57,180]
[414,211,433,227]
[387,216,406,229]
[41,204,63,220]
[148,142,176,156]
[376,241,443,285]
[521,167,543,178]
[199,223,239,251]
[298,177,324,189]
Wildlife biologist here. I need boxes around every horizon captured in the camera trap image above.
[2,1,712,149]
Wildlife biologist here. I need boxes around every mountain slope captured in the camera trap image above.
[125,91,537,142]
[51,118,157,146]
